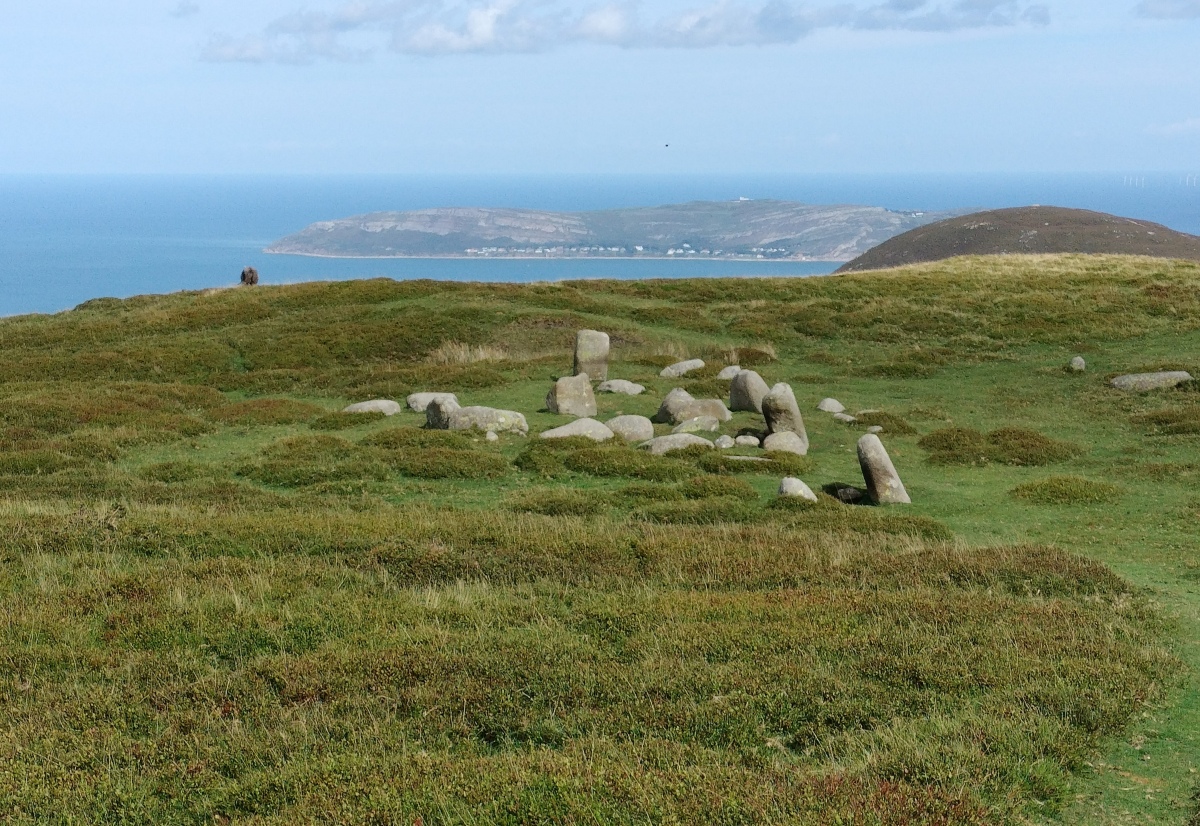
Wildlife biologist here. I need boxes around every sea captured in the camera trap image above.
[1,172,1197,318]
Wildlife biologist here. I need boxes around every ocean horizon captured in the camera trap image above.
[1,172,1197,318]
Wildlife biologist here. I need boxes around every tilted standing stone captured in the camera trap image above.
[729,370,771,413]
[857,434,911,505]
[573,330,610,382]
[546,373,597,417]
[762,383,808,451]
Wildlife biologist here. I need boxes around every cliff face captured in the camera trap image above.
[265,200,964,261]
[836,206,1200,272]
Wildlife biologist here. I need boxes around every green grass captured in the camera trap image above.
[1,254,1199,823]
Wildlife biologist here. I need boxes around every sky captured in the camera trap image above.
[0,1,1198,174]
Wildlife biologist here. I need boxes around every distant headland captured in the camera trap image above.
[264,199,967,262]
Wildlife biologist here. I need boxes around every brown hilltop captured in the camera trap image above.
[835,206,1200,273]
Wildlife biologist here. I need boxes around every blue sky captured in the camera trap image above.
[1,1,1197,173]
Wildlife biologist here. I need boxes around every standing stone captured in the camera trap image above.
[763,431,807,455]
[606,415,655,443]
[778,477,818,502]
[426,396,461,429]
[762,383,808,447]
[817,398,845,414]
[573,330,610,382]
[717,365,744,380]
[240,266,259,286]
[659,359,705,378]
[857,434,910,505]
[729,370,771,413]
[546,374,597,417]
[1069,356,1086,373]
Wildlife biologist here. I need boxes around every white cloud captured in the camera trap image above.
[201,0,1052,63]
[1135,0,1200,18]
[1148,117,1200,136]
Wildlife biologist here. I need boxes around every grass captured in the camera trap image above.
[0,254,1199,823]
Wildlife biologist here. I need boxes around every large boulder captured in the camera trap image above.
[605,415,655,443]
[425,397,461,430]
[540,418,613,441]
[343,399,402,416]
[729,370,771,413]
[778,477,818,502]
[659,358,705,378]
[763,431,807,455]
[672,416,721,434]
[763,383,808,449]
[447,406,529,436]
[1110,371,1193,392]
[597,379,645,396]
[546,374,597,417]
[817,398,845,414]
[573,330,610,382]
[652,388,732,425]
[407,392,458,413]
[857,434,910,504]
[640,433,713,456]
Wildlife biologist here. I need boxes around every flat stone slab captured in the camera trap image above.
[659,359,705,378]
[1110,371,1193,392]
[672,416,721,434]
[605,415,655,443]
[597,379,645,396]
[817,398,845,414]
[640,433,713,456]
[407,392,458,413]
[343,399,402,416]
[447,406,529,435]
[833,412,858,424]
[540,418,613,441]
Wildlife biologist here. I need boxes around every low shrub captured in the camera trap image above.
[920,427,1081,466]
[767,495,955,541]
[310,411,387,430]
[138,460,219,483]
[506,488,609,517]
[609,482,685,506]
[1011,476,1123,505]
[854,411,918,436]
[633,496,758,524]
[390,448,509,480]
[680,475,758,501]
[694,450,814,476]
[564,447,694,482]
[208,398,329,426]
[363,427,477,451]
[1132,407,1200,436]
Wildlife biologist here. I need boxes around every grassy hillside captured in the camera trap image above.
[1,254,1198,823]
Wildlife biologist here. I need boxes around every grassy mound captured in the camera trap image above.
[920,427,1082,466]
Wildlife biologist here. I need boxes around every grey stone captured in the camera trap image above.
[763,431,808,455]
[717,365,744,380]
[778,477,818,502]
[1069,356,1086,372]
[762,383,808,451]
[715,435,736,449]
[486,431,499,443]
[833,412,858,424]
[652,388,732,425]
[446,406,529,436]
[1110,371,1192,392]
[540,418,614,441]
[735,435,762,448]
[817,397,845,414]
[573,330,610,382]
[406,392,458,413]
[672,416,721,434]
[724,455,769,463]
[640,433,714,456]
[659,358,705,378]
[867,425,884,434]
[857,434,910,505]
[343,399,402,416]
[855,409,881,417]
[546,373,597,417]
[597,379,645,396]
[605,415,655,443]
[729,370,771,413]
[425,397,462,429]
